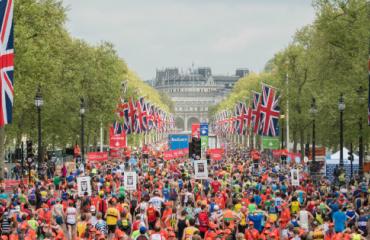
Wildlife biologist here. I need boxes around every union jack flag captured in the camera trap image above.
[135,97,147,133]
[127,97,136,132]
[251,91,262,134]
[258,84,280,136]
[146,103,155,131]
[0,0,14,127]
[245,101,253,135]
[120,101,132,134]
[113,121,123,134]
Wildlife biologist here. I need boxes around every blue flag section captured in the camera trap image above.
[200,123,208,136]
[169,134,189,150]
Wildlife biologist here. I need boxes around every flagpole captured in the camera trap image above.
[286,73,290,151]
[100,121,103,152]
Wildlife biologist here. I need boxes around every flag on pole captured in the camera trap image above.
[0,0,14,127]
[251,91,262,134]
[259,84,280,136]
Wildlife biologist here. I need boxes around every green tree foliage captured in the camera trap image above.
[214,0,370,150]
[7,0,170,148]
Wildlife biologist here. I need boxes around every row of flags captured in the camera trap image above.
[213,83,280,137]
[114,96,175,135]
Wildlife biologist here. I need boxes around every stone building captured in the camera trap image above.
[153,67,249,131]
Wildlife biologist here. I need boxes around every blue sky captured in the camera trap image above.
[62,0,315,79]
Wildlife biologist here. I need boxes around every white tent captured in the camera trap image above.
[328,147,359,165]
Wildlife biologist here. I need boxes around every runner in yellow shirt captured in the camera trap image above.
[105,201,120,238]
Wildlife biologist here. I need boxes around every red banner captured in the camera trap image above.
[87,152,109,162]
[109,149,121,159]
[4,179,28,193]
[109,127,127,149]
[207,148,224,161]
[163,149,189,160]
[308,147,326,160]
[191,123,200,138]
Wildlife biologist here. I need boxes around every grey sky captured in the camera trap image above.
[62,0,315,80]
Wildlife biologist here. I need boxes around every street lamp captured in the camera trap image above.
[310,98,318,168]
[338,93,345,168]
[280,114,285,149]
[356,86,365,179]
[80,98,85,166]
[35,85,43,177]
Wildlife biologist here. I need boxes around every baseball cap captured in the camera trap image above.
[140,226,147,234]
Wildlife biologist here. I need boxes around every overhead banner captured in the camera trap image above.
[262,137,280,150]
[194,160,208,179]
[77,176,92,196]
[109,127,127,149]
[291,169,300,186]
[191,123,200,138]
[87,152,109,162]
[201,136,208,149]
[207,148,224,161]
[124,172,137,191]
[169,134,189,150]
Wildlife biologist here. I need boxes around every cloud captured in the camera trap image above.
[62,0,315,79]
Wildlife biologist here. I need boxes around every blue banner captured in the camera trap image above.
[200,123,208,136]
[169,134,189,150]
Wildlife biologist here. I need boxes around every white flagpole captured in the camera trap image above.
[100,121,103,152]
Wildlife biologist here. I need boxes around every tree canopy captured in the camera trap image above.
[213,0,370,150]
[7,0,171,148]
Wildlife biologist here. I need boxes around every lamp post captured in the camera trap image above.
[338,93,345,168]
[35,85,43,177]
[80,98,85,166]
[280,115,285,149]
[356,86,365,179]
[310,97,318,175]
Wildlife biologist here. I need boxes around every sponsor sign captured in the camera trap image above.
[77,176,92,196]
[109,127,127,149]
[200,123,208,136]
[124,172,137,191]
[207,148,224,161]
[191,123,200,138]
[87,152,109,162]
[262,137,280,150]
[169,134,189,150]
[194,160,208,179]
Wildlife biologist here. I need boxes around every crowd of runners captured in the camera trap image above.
[0,143,368,240]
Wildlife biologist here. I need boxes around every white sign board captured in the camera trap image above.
[124,172,137,191]
[77,176,92,196]
[194,160,208,179]
[291,169,300,186]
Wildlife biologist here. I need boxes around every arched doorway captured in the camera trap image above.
[175,117,185,131]
[187,117,200,131]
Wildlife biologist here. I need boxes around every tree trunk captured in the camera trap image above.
[293,129,298,152]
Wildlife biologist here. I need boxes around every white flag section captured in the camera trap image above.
[124,172,137,191]
[77,176,92,196]
[291,169,300,186]
[194,160,208,179]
